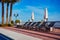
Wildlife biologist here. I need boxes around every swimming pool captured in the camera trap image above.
[0,33,13,40]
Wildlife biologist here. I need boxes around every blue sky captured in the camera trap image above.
[0,0,60,22]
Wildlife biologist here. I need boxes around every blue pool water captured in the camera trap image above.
[0,33,13,40]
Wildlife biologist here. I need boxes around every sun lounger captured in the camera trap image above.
[25,22,32,29]
[29,22,37,30]
[29,22,41,30]
[21,22,29,28]
[37,22,47,31]
[47,22,56,31]
[33,22,41,30]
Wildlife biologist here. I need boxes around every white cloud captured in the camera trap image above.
[12,6,45,21]
[12,6,44,15]
[12,10,21,13]
[48,12,60,21]
[26,6,44,14]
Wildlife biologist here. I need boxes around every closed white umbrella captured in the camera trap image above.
[31,12,34,22]
[44,8,48,22]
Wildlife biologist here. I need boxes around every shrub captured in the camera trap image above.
[0,24,2,26]
[15,20,20,23]
[11,20,14,24]
[8,24,13,27]
[0,24,6,27]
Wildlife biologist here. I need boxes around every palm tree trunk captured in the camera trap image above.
[9,3,13,24]
[6,3,9,24]
[2,2,4,25]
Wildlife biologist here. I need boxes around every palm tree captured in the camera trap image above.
[2,1,4,25]
[9,0,19,24]
[5,0,9,24]
[0,0,5,25]
[0,0,10,25]
[6,3,9,24]
[9,2,13,24]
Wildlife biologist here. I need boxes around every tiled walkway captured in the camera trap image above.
[3,27,60,40]
[0,27,42,40]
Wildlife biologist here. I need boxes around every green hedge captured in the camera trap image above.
[0,24,2,26]
[0,24,14,27]
[15,20,20,23]
[8,24,13,26]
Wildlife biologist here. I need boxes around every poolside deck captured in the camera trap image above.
[0,27,42,40]
[0,27,60,40]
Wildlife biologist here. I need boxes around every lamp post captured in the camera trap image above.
[14,13,19,25]
[14,13,18,20]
